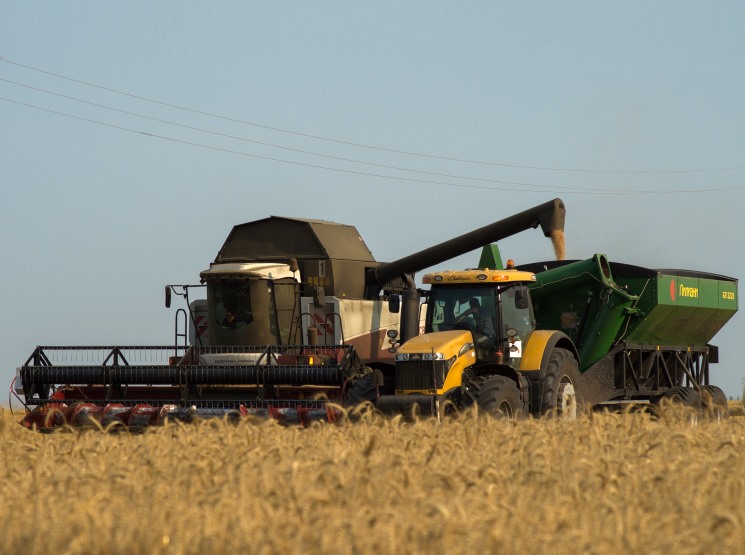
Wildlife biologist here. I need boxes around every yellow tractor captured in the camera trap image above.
[381,265,581,418]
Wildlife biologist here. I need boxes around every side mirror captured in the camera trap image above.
[313,286,326,308]
[165,286,172,308]
[515,286,530,310]
[388,294,401,314]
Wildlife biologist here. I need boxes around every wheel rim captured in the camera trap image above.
[497,400,513,417]
[557,381,577,419]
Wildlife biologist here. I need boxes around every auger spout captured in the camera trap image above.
[365,198,566,297]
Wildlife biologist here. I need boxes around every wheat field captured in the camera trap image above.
[1,406,744,555]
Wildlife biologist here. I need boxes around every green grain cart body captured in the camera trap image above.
[618,267,738,347]
[521,257,738,374]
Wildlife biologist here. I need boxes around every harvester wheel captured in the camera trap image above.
[463,375,522,418]
[700,385,729,420]
[344,376,378,407]
[540,348,582,419]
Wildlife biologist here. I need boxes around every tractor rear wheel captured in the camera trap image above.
[463,375,523,418]
[700,385,729,419]
[540,348,582,419]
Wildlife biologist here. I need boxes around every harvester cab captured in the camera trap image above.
[199,262,301,347]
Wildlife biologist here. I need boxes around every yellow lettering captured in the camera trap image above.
[679,283,699,298]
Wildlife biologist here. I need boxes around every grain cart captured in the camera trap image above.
[15,200,567,430]
[380,251,737,417]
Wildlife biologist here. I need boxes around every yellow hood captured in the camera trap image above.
[398,330,473,359]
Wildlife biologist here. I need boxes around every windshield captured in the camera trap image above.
[427,283,534,344]
[210,282,254,329]
[427,285,498,334]
[207,278,299,346]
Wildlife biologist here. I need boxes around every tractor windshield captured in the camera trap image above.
[427,285,499,335]
[427,283,534,362]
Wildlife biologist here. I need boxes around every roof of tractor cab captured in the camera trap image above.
[214,215,377,263]
[422,268,537,285]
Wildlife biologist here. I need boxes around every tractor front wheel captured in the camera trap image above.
[463,375,523,418]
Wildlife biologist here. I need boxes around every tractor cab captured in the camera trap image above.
[421,269,536,368]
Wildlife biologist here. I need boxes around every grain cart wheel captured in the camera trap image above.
[700,385,729,420]
[343,376,378,407]
[660,386,702,409]
[463,375,523,418]
[657,386,702,422]
[540,348,582,419]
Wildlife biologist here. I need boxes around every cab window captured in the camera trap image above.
[428,286,497,334]
[210,282,254,329]
[500,285,533,340]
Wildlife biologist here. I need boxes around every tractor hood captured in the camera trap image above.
[395,330,474,362]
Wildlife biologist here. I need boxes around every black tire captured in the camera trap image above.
[380,370,396,396]
[661,386,702,409]
[463,375,523,418]
[343,376,378,407]
[539,348,583,418]
[700,385,729,420]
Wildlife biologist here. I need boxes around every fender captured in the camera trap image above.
[440,346,478,392]
[519,330,578,379]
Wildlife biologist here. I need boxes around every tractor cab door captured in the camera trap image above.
[498,284,535,369]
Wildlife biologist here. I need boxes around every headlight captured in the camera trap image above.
[395,353,410,361]
[423,352,445,360]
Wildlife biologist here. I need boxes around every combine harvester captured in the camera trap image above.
[15,200,567,429]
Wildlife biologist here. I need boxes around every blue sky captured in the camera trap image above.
[2,2,743,401]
